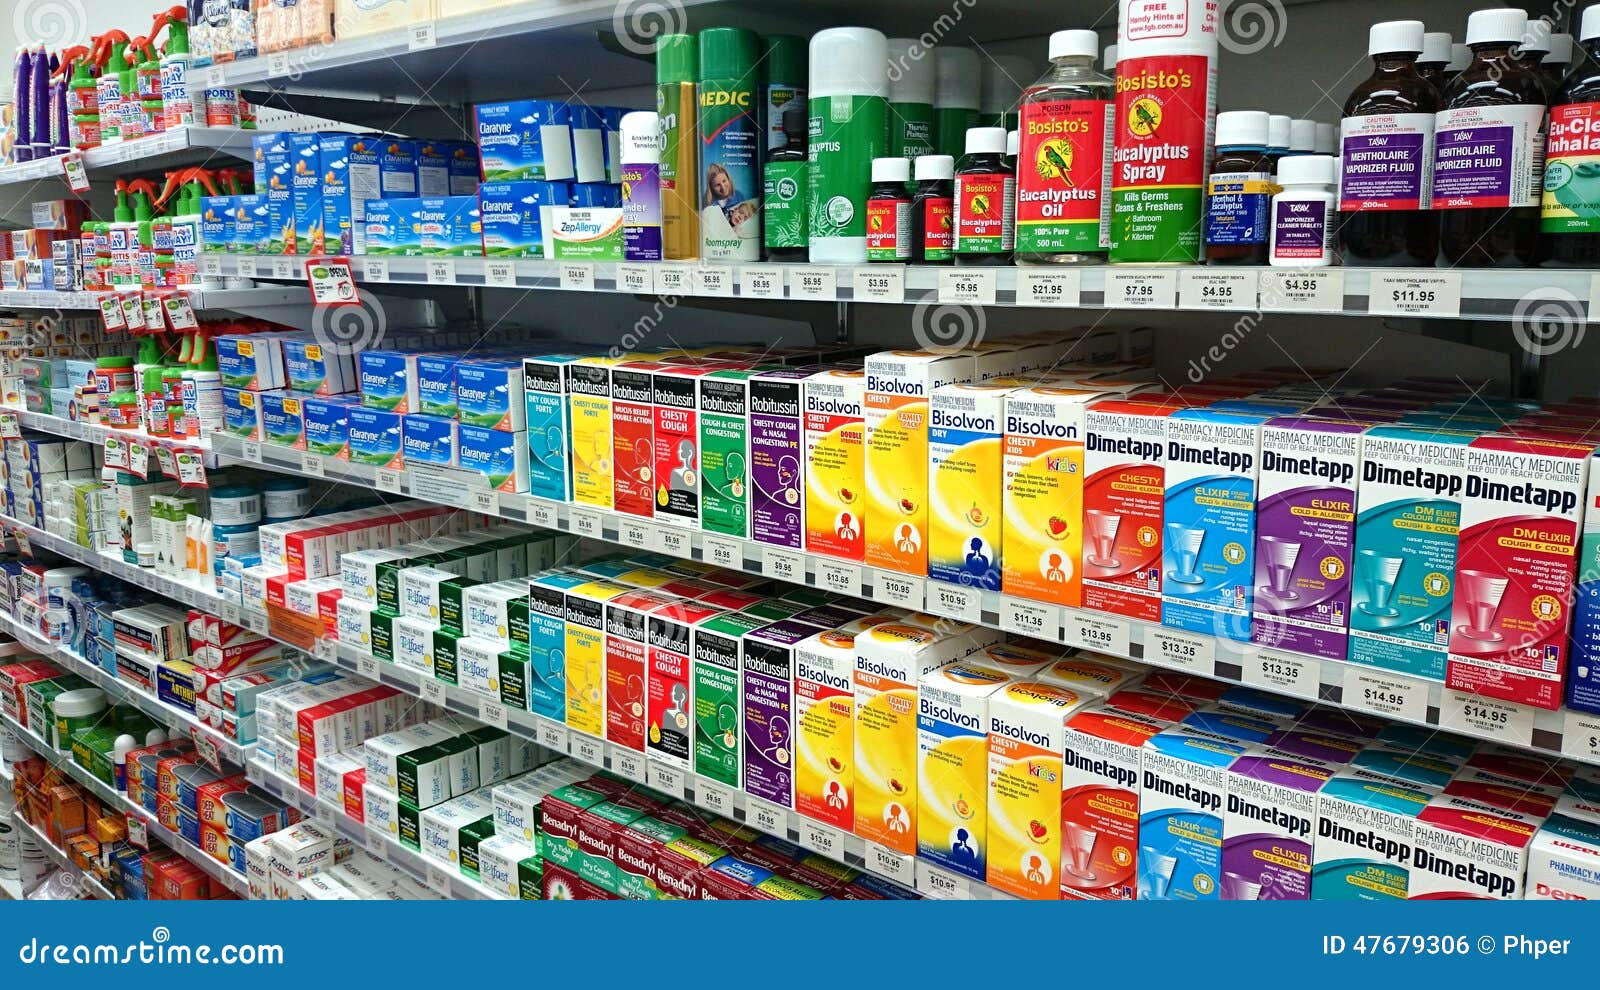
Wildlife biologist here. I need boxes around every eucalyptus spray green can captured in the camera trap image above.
[808,28,890,264]
[698,27,763,261]
[887,38,936,160]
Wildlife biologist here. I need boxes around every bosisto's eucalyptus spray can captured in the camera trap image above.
[808,28,890,264]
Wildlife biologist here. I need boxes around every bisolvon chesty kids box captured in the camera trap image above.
[699,367,760,541]
[864,350,976,576]
[928,380,1024,592]
[1081,397,1182,622]
[1161,408,1267,643]
[1060,703,1171,900]
[1348,426,1475,682]
[1252,417,1366,660]
[692,611,766,797]
[803,368,866,561]
[985,680,1097,899]
[1447,434,1592,710]
[1138,726,1247,901]
[1002,386,1107,609]
[916,660,1011,882]
[1312,770,1436,900]
[1220,747,1335,900]
[1408,791,1544,900]
[749,367,816,551]
[854,622,972,857]
[563,580,629,742]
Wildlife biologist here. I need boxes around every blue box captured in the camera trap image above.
[347,406,404,468]
[569,183,620,208]
[259,390,306,449]
[415,355,459,418]
[304,395,360,459]
[319,134,419,256]
[445,141,481,196]
[359,350,423,412]
[288,133,323,255]
[214,335,285,391]
[478,181,563,258]
[459,423,528,494]
[234,195,263,253]
[415,196,481,256]
[473,100,575,182]
[252,133,293,254]
[221,387,264,440]
[456,359,524,431]
[201,195,234,253]
[283,338,357,396]
[362,197,418,256]
[522,354,585,502]
[402,413,459,467]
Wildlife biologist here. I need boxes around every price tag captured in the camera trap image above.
[571,508,603,539]
[657,525,690,558]
[313,638,337,662]
[366,829,387,857]
[141,294,166,331]
[357,654,379,680]
[191,731,222,773]
[202,254,224,277]
[790,266,838,301]
[763,547,804,584]
[520,499,553,530]
[299,452,326,478]
[1258,269,1345,312]
[121,294,146,331]
[873,571,925,609]
[407,20,438,49]
[127,815,149,850]
[219,602,242,626]
[854,266,905,303]
[618,264,653,294]
[1440,691,1535,746]
[153,444,178,479]
[0,413,17,440]
[573,734,605,767]
[271,258,296,281]
[470,489,500,516]
[1348,670,1427,724]
[1016,269,1081,308]
[1106,269,1177,309]
[938,268,997,306]
[13,532,30,558]
[799,819,842,859]
[425,865,453,896]
[305,257,358,305]
[420,677,447,705]
[1369,271,1461,318]
[917,861,971,899]
[267,52,291,78]
[1180,269,1257,310]
[817,560,861,596]
[747,798,792,838]
[1064,609,1130,657]
[929,581,982,623]
[479,700,509,729]
[864,842,914,885]
[164,292,198,329]
[692,265,733,297]
[375,469,403,494]
[620,518,655,550]
[739,265,784,299]
[61,151,90,193]
[704,534,742,570]
[236,256,259,279]
[360,257,389,282]
[653,265,691,295]
[1149,629,1214,672]
[240,440,262,464]
[999,596,1059,640]
[1245,651,1319,700]
[425,259,456,285]
[560,262,595,291]
[611,747,646,782]
[1561,709,1600,761]
[126,439,150,480]
[538,720,569,753]
[648,761,686,797]
[479,258,516,289]
[698,778,735,817]
[98,295,126,331]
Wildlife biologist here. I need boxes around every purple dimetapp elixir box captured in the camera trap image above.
[1251,417,1366,660]
[1221,747,1335,900]
[749,368,817,551]
[741,618,827,810]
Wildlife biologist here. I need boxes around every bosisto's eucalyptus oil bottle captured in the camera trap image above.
[808,28,890,264]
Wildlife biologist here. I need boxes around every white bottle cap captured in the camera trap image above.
[1369,20,1425,56]
[618,111,661,164]
[980,54,1033,114]
[1315,122,1336,154]
[1521,17,1552,54]
[1103,43,1118,69]
[872,157,911,183]
[1448,42,1471,69]
[1465,8,1529,47]
[1007,129,1019,156]
[1585,6,1600,43]
[810,27,890,100]
[1050,30,1100,61]
[1277,153,1337,186]
[1421,31,1453,63]
[1546,32,1574,63]
[1268,114,1291,151]
[935,47,981,109]
[1289,118,1317,152]
[964,126,1007,156]
[1215,110,1270,149]
[914,154,955,181]
[887,38,936,104]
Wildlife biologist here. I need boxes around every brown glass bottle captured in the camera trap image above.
[1204,110,1273,264]
[1341,23,1440,265]
[1541,30,1600,266]
[1436,11,1549,267]
[1416,31,1453,91]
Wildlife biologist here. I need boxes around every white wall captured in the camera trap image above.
[3,0,169,90]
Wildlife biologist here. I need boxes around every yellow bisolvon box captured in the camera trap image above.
[793,615,895,835]
[917,660,1012,882]
[986,679,1098,899]
[803,368,867,562]
[863,350,975,576]
[853,622,972,856]
[561,579,629,740]
[929,379,1032,593]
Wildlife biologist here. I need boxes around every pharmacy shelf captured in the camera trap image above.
[0,128,255,192]
[202,251,1595,321]
[326,642,940,899]
[4,407,220,470]
[0,878,18,900]
[0,709,252,897]
[0,286,316,314]
[245,757,496,901]
[208,432,1600,771]
[10,815,115,900]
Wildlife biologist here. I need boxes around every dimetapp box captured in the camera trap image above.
[1081,398,1177,622]
[1002,386,1104,608]
[917,660,1012,882]
[1221,747,1334,900]
[803,368,866,561]
[928,381,1019,591]
[1138,726,1246,901]
[1060,704,1170,900]
[1407,791,1543,899]
[1312,769,1436,900]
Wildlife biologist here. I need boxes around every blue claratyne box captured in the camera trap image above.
[304,395,361,460]
[403,413,459,467]
[347,406,404,469]
[473,100,575,182]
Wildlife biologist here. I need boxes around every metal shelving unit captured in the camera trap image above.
[10,816,115,900]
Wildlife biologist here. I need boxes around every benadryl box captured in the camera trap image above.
[474,100,575,182]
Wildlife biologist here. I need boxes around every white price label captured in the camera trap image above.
[620,518,655,549]
[357,655,379,680]
[366,830,387,857]
[873,571,925,609]
[1369,271,1461,318]
[618,264,652,293]
[1561,709,1600,761]
[648,761,686,797]
[1348,670,1427,724]
[300,452,326,478]
[267,53,290,77]
[739,265,784,299]
[571,508,603,539]
[425,259,456,285]
[61,151,90,193]
[1440,691,1535,746]
[236,256,259,279]
[1246,651,1319,700]
[938,268,997,306]
[407,21,437,49]
[929,582,982,623]
[425,866,453,896]
[312,638,336,662]
[272,258,296,281]
[817,560,862,596]
[790,266,838,301]
[800,820,843,859]
[202,255,224,277]
[613,748,647,783]
[865,842,914,885]
[479,700,509,729]
[528,499,556,530]
[693,265,733,297]
[657,525,690,558]
[1107,269,1178,309]
[1149,629,1214,672]
[1180,269,1257,310]
[1064,610,1130,657]
[854,266,905,303]
[704,534,742,569]
[748,798,792,838]
[999,596,1059,640]
[484,260,516,288]
[763,547,804,583]
[375,469,403,494]
[420,678,446,705]
[538,720,570,753]
[1259,269,1345,312]
[470,489,500,515]
[560,262,595,291]
[917,861,971,899]
[240,440,262,464]
[1590,273,1600,323]
[698,778,735,817]
[1016,269,1081,308]
[360,257,389,282]
[653,265,691,295]
[574,734,605,766]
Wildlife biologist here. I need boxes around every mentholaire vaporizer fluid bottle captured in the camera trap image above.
[1541,6,1600,266]
[1416,31,1453,88]
[1015,29,1114,265]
